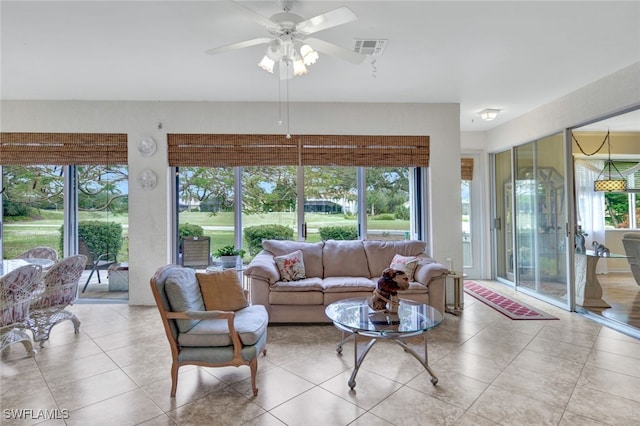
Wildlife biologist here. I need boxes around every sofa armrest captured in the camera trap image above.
[413,260,449,284]
[244,250,280,284]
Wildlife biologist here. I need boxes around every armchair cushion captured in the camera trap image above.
[197,270,248,311]
[164,268,204,332]
[178,305,269,347]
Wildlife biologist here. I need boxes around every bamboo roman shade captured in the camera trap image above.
[0,133,128,165]
[168,134,298,167]
[461,158,474,180]
[168,134,430,167]
[300,135,429,167]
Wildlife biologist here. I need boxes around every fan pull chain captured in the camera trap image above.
[286,62,291,139]
[278,76,283,126]
[370,58,377,78]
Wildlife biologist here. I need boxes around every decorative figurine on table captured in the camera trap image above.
[592,240,611,257]
[368,268,410,314]
[575,226,588,253]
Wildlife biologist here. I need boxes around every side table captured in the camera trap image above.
[445,272,467,315]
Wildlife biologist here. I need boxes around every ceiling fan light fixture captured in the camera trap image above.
[292,58,308,76]
[300,44,319,66]
[258,55,275,73]
[478,108,501,121]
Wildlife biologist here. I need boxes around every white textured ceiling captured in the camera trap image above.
[1,0,639,131]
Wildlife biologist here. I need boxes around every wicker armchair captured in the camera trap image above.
[26,254,86,347]
[1,264,43,357]
[17,246,58,262]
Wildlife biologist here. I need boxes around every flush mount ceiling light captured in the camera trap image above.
[478,109,501,121]
[205,0,365,80]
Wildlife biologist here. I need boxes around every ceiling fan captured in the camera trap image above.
[206,0,366,79]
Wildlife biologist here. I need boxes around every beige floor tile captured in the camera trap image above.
[491,364,576,408]
[320,368,403,410]
[592,334,640,359]
[525,335,592,364]
[558,411,609,425]
[508,348,584,384]
[141,367,228,413]
[66,388,164,426]
[269,386,366,426]
[4,292,640,425]
[49,368,139,411]
[348,412,394,425]
[280,349,351,384]
[468,385,565,425]
[167,387,265,426]
[433,348,504,383]
[566,386,640,425]
[39,352,119,386]
[406,368,489,410]
[370,386,464,425]
[230,366,314,411]
[586,348,640,378]
[536,324,599,348]
[577,364,640,403]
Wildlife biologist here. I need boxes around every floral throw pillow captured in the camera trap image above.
[390,254,419,281]
[275,250,306,282]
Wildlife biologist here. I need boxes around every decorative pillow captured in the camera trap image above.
[275,250,306,281]
[197,269,248,312]
[390,254,419,281]
[164,268,204,332]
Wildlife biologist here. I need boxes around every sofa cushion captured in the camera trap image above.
[270,277,324,291]
[178,304,268,347]
[275,250,306,281]
[364,240,427,277]
[164,268,204,332]
[262,240,324,278]
[322,277,376,292]
[413,259,449,284]
[322,240,370,277]
[197,270,248,312]
[389,254,419,281]
[270,290,324,305]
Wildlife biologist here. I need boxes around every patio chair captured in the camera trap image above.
[17,246,58,262]
[79,238,117,292]
[0,264,43,357]
[150,264,268,396]
[180,236,212,269]
[26,254,87,347]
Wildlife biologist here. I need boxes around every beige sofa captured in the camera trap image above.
[244,239,449,323]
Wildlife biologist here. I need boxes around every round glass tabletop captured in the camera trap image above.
[325,297,443,335]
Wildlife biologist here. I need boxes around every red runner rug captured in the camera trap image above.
[464,281,558,320]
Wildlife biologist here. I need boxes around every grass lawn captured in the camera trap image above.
[3,211,409,260]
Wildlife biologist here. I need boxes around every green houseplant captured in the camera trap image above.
[214,245,246,268]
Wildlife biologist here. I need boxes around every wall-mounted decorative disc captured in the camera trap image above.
[137,136,157,157]
[137,169,157,190]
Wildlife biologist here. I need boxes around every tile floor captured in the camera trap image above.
[1,280,639,425]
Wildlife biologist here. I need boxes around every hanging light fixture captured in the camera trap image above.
[257,39,318,79]
[594,131,627,192]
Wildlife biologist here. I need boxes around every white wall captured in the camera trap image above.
[1,101,461,305]
[486,62,640,151]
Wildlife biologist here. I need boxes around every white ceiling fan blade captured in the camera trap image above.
[296,6,357,35]
[205,37,272,55]
[305,37,366,65]
[226,1,279,30]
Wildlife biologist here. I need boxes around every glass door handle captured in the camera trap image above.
[302,222,307,239]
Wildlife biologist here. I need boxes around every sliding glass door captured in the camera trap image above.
[514,133,568,302]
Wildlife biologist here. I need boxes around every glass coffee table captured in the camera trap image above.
[325,297,443,389]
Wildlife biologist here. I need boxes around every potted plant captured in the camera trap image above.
[214,245,246,268]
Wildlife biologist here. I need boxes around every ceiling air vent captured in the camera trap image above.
[353,39,387,56]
